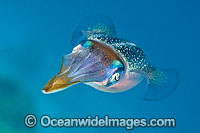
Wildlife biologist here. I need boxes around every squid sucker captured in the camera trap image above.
[42,15,179,100]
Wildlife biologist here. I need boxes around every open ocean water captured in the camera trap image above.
[0,0,199,133]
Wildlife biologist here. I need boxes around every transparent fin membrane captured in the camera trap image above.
[144,68,179,101]
[71,14,116,46]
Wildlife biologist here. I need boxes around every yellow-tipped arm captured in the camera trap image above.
[42,70,79,94]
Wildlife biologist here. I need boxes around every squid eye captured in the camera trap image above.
[105,72,121,87]
[110,73,120,82]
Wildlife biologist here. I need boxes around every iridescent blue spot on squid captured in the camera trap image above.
[110,60,124,70]
[82,40,92,48]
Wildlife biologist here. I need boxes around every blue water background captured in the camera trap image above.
[0,0,199,132]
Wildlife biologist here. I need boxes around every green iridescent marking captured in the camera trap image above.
[111,60,123,69]
[82,41,92,48]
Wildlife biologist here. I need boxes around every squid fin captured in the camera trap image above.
[71,14,116,46]
[144,68,179,101]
